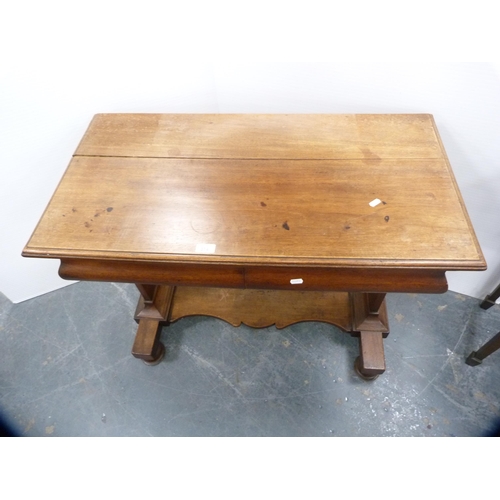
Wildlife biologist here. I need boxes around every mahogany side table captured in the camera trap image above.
[22,114,486,379]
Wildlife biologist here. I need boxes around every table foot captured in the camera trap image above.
[131,318,165,365]
[354,356,379,380]
[142,341,166,366]
[354,331,386,380]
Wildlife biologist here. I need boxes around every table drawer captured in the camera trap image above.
[59,259,245,288]
[244,266,448,293]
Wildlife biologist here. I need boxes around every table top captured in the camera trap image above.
[23,113,486,271]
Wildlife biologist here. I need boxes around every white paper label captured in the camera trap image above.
[369,198,382,207]
[290,278,304,285]
[195,243,216,254]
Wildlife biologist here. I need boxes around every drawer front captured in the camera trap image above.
[59,259,245,288]
[244,267,340,290]
[244,266,448,293]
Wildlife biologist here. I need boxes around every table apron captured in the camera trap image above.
[58,258,448,293]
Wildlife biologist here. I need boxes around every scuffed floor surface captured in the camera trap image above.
[0,282,499,436]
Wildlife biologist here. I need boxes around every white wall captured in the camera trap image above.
[1,5,499,303]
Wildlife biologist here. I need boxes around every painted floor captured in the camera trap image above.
[1,281,499,436]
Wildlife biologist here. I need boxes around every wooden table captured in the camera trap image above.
[23,114,486,379]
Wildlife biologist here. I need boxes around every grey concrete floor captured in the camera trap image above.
[1,281,499,437]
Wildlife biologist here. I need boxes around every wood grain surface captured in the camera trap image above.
[24,114,486,272]
[168,287,353,330]
[75,113,444,159]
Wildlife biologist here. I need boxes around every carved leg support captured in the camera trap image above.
[132,285,174,365]
[351,292,389,380]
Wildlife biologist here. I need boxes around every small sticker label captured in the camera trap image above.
[290,278,303,285]
[369,198,382,207]
[195,243,216,254]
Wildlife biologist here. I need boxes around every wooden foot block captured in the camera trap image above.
[357,330,386,378]
[132,318,165,364]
